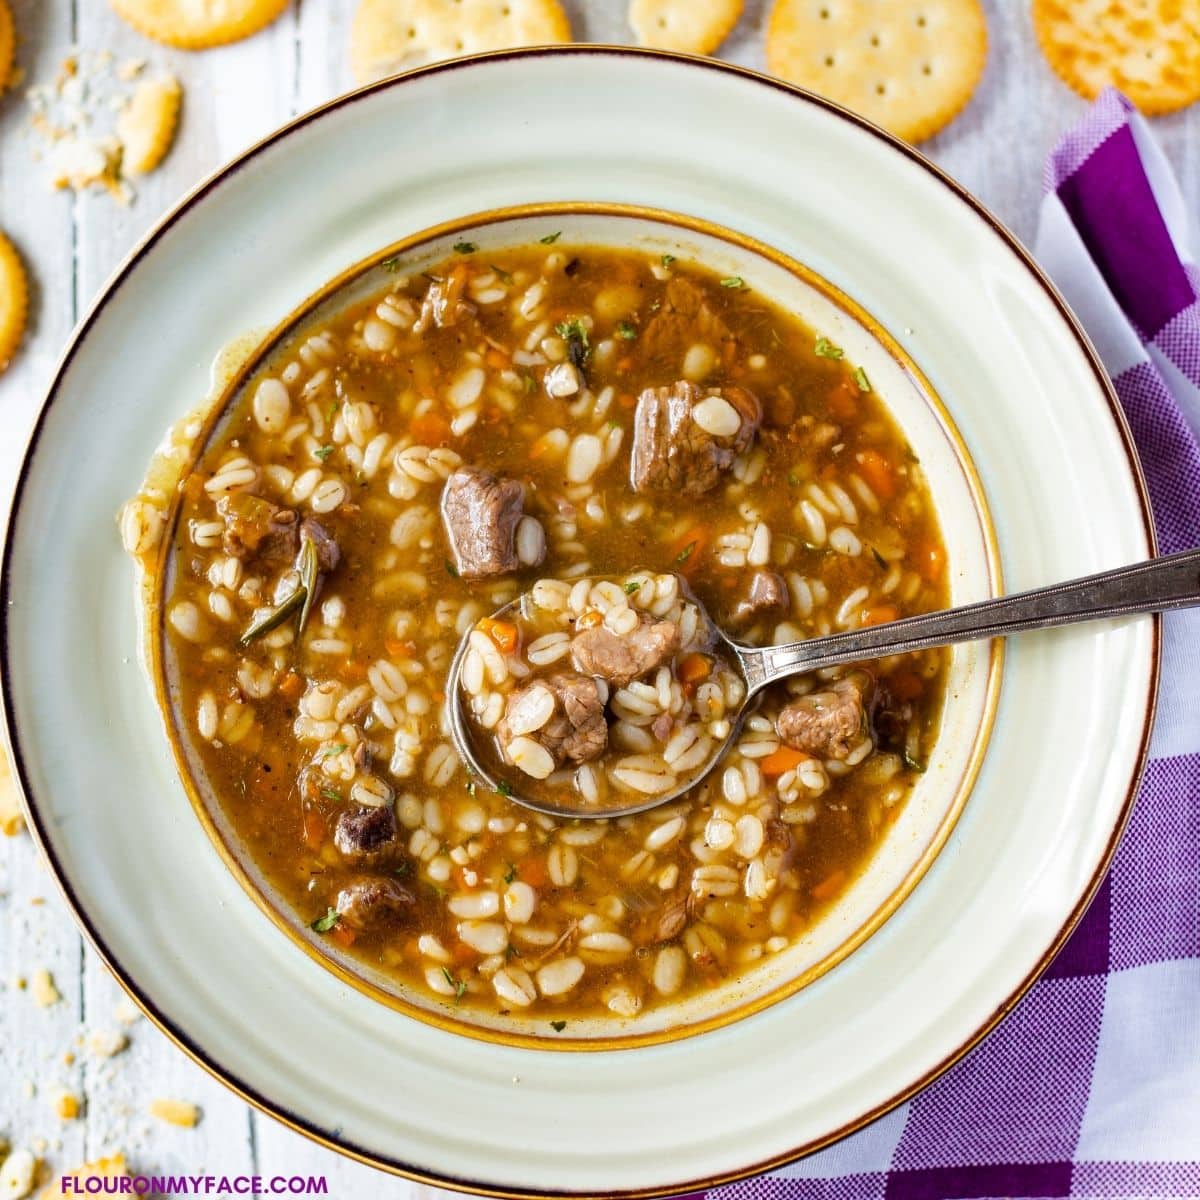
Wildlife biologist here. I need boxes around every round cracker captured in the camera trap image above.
[350,0,572,83]
[1032,0,1200,116]
[629,0,744,55]
[766,0,988,143]
[108,0,290,50]
[0,0,15,95]
[0,232,28,374]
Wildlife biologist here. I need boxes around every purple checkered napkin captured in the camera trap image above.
[703,90,1200,1200]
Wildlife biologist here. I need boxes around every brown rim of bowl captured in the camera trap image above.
[146,198,1005,1053]
[0,46,1160,1200]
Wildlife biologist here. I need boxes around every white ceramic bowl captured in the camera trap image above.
[0,49,1156,1196]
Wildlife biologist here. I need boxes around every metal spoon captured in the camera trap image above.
[448,547,1200,820]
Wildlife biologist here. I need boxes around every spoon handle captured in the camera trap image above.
[739,546,1200,691]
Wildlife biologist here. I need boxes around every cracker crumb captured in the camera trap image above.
[0,1148,38,1200]
[86,1028,128,1059]
[0,749,24,836]
[113,998,141,1025]
[51,1089,82,1120]
[148,1099,200,1128]
[38,1154,127,1200]
[30,968,60,1008]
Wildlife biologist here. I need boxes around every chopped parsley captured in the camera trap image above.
[787,470,800,486]
[675,539,698,564]
[903,752,926,773]
[319,787,341,802]
[496,779,513,799]
[489,264,514,284]
[616,320,637,340]
[539,231,562,244]
[555,316,591,368]
[310,908,338,933]
[441,966,467,1000]
[445,559,459,578]
[720,276,745,289]
[465,779,477,797]
[313,444,334,461]
[661,253,676,267]
[503,863,518,885]
[550,1020,567,1032]
[394,860,413,877]
[623,580,641,595]
[380,255,401,272]
[326,400,338,421]
[321,743,348,757]
[815,336,844,359]
[854,366,873,393]
[453,240,477,254]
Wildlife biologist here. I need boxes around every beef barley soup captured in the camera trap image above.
[122,238,948,1028]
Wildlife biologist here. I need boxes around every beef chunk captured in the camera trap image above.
[333,804,398,861]
[413,269,470,332]
[301,517,341,573]
[334,877,414,931]
[497,673,608,769]
[630,381,761,495]
[571,614,681,687]
[216,493,299,563]
[776,678,868,761]
[441,467,529,579]
[640,277,731,361]
[733,571,789,627]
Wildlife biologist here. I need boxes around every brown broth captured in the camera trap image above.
[151,243,948,1026]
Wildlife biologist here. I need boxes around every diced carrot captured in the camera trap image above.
[760,745,811,777]
[485,346,510,370]
[677,653,712,686]
[452,940,477,965]
[669,525,708,574]
[914,538,945,583]
[617,392,637,409]
[338,659,367,681]
[302,810,327,848]
[330,922,357,948]
[811,869,847,902]
[385,638,417,658]
[616,356,634,373]
[862,604,899,627]
[827,380,859,422]
[409,411,452,446]
[855,449,896,501]
[517,856,548,888]
[888,670,925,702]
[278,671,304,701]
[479,617,519,654]
[576,610,603,630]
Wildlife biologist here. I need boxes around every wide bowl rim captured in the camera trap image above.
[0,45,1159,1198]
[146,198,1005,1053]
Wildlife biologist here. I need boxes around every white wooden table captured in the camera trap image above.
[1,1,1196,1192]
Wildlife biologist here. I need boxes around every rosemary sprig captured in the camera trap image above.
[238,584,305,646]
[239,532,320,647]
[295,533,320,640]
